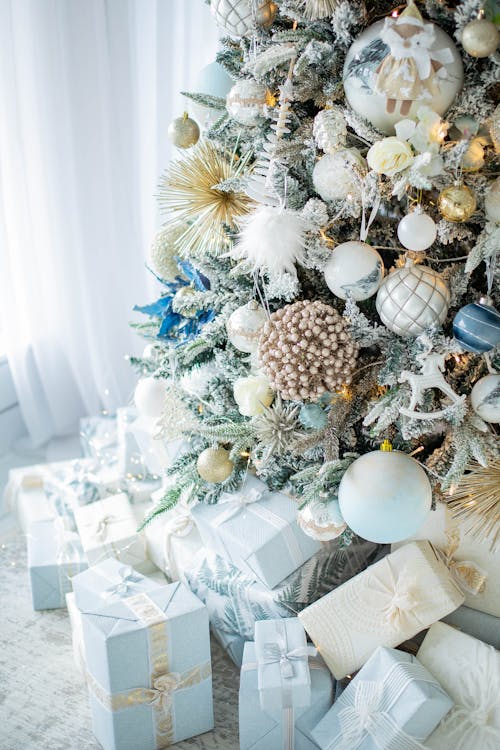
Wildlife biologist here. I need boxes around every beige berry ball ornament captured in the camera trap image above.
[258,300,359,402]
[167,113,200,149]
[197,446,234,483]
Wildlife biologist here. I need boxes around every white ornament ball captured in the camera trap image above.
[190,61,233,130]
[397,210,437,252]
[142,344,157,360]
[233,374,274,417]
[470,374,500,423]
[376,262,450,337]
[338,449,432,543]
[343,13,463,135]
[226,301,268,353]
[226,79,268,126]
[297,498,346,541]
[485,177,500,224]
[312,149,366,202]
[324,241,384,301]
[134,377,167,418]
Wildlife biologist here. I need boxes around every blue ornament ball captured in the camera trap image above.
[453,299,500,354]
[299,403,328,430]
[338,449,432,543]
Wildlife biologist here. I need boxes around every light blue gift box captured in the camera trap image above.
[72,556,164,612]
[255,618,316,712]
[191,474,321,589]
[239,642,333,750]
[210,616,247,667]
[80,579,214,750]
[28,518,88,610]
[311,646,453,750]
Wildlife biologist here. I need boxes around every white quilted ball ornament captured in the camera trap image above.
[134,377,167,418]
[226,80,268,126]
[226,300,268,353]
[470,374,500,423]
[338,441,432,543]
[376,259,450,337]
[210,0,275,36]
[397,207,437,252]
[312,149,366,202]
[297,498,346,541]
[324,241,384,301]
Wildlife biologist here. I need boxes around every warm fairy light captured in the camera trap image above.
[240,450,250,458]
[198,404,203,413]
[429,121,449,144]
[338,383,353,400]
[391,10,399,17]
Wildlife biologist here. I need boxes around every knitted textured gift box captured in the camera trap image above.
[143,495,202,582]
[417,622,500,750]
[298,541,464,679]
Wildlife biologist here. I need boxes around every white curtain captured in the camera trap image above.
[0,0,220,446]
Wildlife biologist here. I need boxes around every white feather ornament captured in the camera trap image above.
[230,205,306,277]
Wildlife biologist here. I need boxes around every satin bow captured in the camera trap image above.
[369,562,420,629]
[93,515,118,542]
[101,565,143,600]
[262,642,317,680]
[436,529,487,596]
[336,680,427,750]
[216,487,264,524]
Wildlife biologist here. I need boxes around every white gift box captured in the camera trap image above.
[143,495,202,582]
[392,502,500,617]
[417,622,500,749]
[299,541,464,679]
[129,415,186,476]
[66,592,86,675]
[74,493,147,568]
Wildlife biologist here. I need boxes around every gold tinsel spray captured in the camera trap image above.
[448,459,500,551]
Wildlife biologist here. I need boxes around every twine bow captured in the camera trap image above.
[335,680,427,750]
[101,565,143,601]
[436,529,487,596]
[262,643,317,680]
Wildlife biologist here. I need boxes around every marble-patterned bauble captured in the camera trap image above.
[324,241,384,301]
[338,448,432,543]
[312,149,366,202]
[226,79,268,126]
[453,299,500,354]
[134,377,166,418]
[397,209,437,251]
[197,446,234,483]
[210,0,276,36]
[470,374,500,424]
[376,261,450,337]
[233,375,274,417]
[342,2,463,135]
[485,177,500,224]
[167,114,200,148]
[461,18,499,58]
[438,184,476,222]
[226,300,267,354]
[297,498,346,541]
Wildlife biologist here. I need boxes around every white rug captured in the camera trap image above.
[0,525,240,750]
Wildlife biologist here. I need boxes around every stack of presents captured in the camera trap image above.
[4,408,500,749]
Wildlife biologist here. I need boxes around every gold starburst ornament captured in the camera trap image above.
[447,459,500,551]
[159,141,254,258]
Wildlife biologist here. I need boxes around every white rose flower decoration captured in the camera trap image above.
[233,375,274,417]
[367,137,414,177]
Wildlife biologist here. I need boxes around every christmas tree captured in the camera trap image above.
[133,0,499,555]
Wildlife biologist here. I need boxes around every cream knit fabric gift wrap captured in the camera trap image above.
[298,541,464,679]
[417,622,500,750]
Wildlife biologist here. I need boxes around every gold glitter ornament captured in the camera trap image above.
[438,184,477,223]
[167,113,200,148]
[255,1,277,28]
[461,18,499,58]
[196,446,234,483]
[258,300,359,402]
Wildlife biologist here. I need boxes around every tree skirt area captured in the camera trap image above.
[0,526,239,750]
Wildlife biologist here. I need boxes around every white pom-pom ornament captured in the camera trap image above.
[312,149,366,202]
[230,205,306,277]
[470,374,500,423]
[397,210,437,252]
[226,80,268,126]
[226,300,268,353]
[338,442,432,543]
[134,377,167,418]
[324,241,384,301]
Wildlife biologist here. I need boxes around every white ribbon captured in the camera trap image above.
[262,643,317,680]
[360,193,381,242]
[163,511,194,576]
[101,565,144,601]
[214,487,265,526]
[332,679,428,750]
